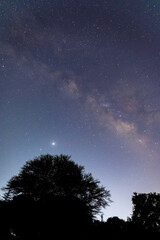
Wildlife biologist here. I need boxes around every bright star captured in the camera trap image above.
[51,142,56,146]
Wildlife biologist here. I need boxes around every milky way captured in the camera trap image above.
[1,1,160,220]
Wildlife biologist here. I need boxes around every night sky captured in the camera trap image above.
[1,0,160,220]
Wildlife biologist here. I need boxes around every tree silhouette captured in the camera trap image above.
[131,192,160,232]
[2,154,111,216]
[106,216,126,231]
[1,194,92,239]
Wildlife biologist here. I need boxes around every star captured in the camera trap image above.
[51,142,56,146]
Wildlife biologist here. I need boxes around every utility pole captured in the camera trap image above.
[101,214,104,222]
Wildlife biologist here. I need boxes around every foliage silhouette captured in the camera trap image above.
[1,194,92,239]
[1,154,160,239]
[106,216,126,231]
[2,154,111,216]
[1,193,160,239]
[131,192,160,232]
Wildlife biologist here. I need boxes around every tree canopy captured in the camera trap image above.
[131,192,160,231]
[2,154,111,216]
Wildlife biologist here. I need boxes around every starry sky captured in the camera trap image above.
[1,0,160,220]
